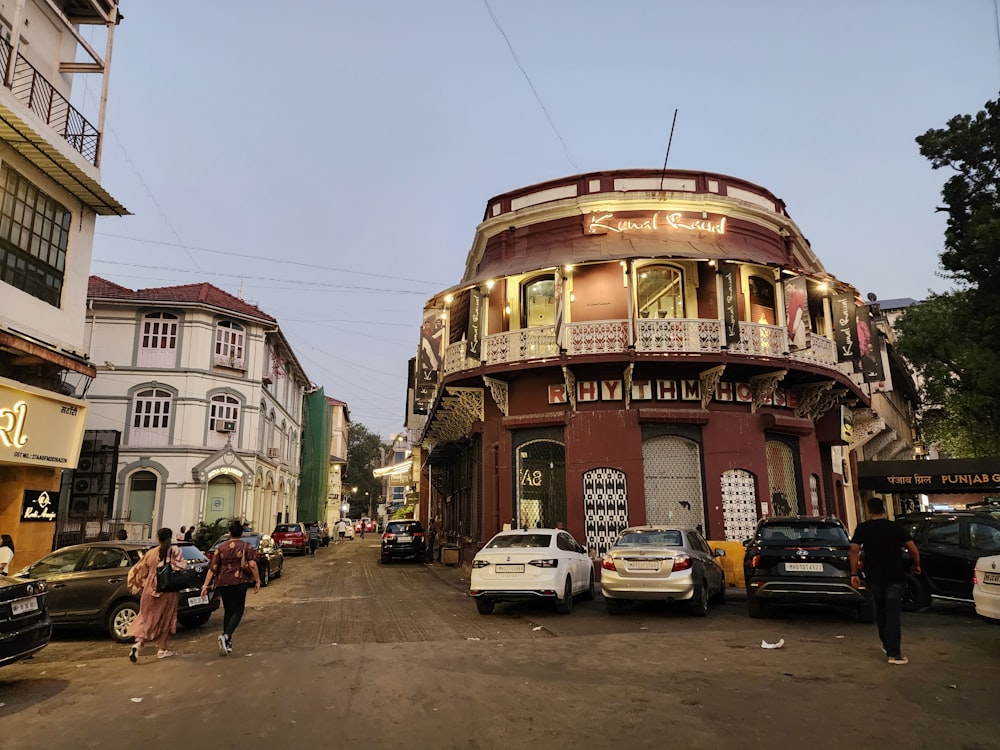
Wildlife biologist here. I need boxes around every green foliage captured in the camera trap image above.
[191,518,232,552]
[342,422,392,518]
[896,94,1000,456]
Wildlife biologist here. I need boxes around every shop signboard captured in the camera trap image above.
[0,375,88,469]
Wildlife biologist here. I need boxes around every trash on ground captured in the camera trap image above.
[761,638,785,649]
[131,698,143,703]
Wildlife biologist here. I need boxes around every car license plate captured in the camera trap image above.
[784,562,823,572]
[495,564,524,573]
[187,595,208,607]
[11,596,38,615]
[397,535,412,543]
[984,572,1000,585]
[628,560,659,571]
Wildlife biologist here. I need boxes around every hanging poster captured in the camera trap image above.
[720,265,741,345]
[554,273,565,350]
[417,309,444,404]
[831,292,860,369]
[784,276,811,351]
[856,305,886,382]
[466,289,483,360]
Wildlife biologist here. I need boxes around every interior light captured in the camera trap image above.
[444,294,454,305]
[564,264,573,272]
[708,259,717,268]
[505,305,511,315]
[486,279,495,290]
[569,293,575,302]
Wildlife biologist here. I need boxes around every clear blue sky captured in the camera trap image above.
[86,1,999,438]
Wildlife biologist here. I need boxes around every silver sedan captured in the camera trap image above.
[600,526,727,616]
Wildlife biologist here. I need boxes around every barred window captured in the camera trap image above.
[215,320,245,367]
[0,166,71,306]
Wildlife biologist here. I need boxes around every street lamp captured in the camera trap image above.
[351,486,358,517]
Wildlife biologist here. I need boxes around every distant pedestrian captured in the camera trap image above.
[849,496,921,665]
[115,528,128,540]
[426,520,437,563]
[336,518,348,542]
[307,522,320,556]
[200,519,260,656]
[0,534,14,576]
[126,527,184,662]
[555,521,565,530]
[177,526,186,542]
[184,526,194,542]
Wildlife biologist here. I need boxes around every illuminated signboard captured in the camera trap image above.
[0,375,88,469]
[586,211,726,236]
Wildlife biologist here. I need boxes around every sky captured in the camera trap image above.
[81,1,999,439]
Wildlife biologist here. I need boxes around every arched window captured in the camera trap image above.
[637,265,684,319]
[215,320,245,368]
[130,388,171,446]
[521,275,556,328]
[748,275,776,325]
[515,439,566,528]
[127,470,158,537]
[138,312,178,366]
[210,394,240,434]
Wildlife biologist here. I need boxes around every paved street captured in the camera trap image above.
[1,539,998,750]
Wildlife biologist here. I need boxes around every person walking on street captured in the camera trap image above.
[849,496,921,665]
[426,519,437,563]
[125,527,184,662]
[200,519,261,656]
[336,518,348,543]
[307,522,320,556]
[0,534,14,576]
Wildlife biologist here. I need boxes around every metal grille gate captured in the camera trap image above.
[720,468,758,541]
[642,435,705,530]
[582,468,629,556]
[765,440,800,516]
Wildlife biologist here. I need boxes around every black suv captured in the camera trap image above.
[380,520,425,563]
[896,510,1000,610]
[743,516,874,622]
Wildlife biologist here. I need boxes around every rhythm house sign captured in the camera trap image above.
[548,379,797,407]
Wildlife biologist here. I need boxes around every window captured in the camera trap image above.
[131,388,171,446]
[138,312,179,366]
[969,522,1000,553]
[83,548,128,571]
[748,275,776,325]
[215,321,245,367]
[521,275,555,327]
[0,165,71,306]
[210,394,240,432]
[637,264,684,319]
[926,521,960,547]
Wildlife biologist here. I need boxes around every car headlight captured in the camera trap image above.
[528,559,558,568]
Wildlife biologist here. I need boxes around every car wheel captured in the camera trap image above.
[260,564,270,587]
[178,612,211,629]
[711,572,727,604]
[689,580,709,617]
[582,569,596,601]
[107,600,140,643]
[857,602,876,623]
[605,597,629,615]
[746,589,766,618]
[475,597,495,615]
[555,577,574,614]
[274,562,282,579]
[902,573,931,612]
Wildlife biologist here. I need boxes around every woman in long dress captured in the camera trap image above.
[126,527,184,662]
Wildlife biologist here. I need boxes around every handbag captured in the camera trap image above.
[155,547,200,593]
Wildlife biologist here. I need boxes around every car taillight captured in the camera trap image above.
[750,554,761,569]
[414,532,425,539]
[529,559,559,568]
[601,555,617,572]
[672,553,692,571]
[472,560,490,569]
[383,533,394,541]
[973,572,979,585]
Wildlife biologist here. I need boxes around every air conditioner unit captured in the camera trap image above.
[267,448,280,458]
[217,421,237,433]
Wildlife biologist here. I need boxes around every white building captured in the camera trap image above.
[325,396,349,526]
[0,1,126,565]
[83,277,311,537]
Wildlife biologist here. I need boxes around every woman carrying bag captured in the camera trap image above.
[200,519,260,656]
[126,527,184,662]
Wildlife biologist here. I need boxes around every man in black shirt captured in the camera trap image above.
[849,496,921,665]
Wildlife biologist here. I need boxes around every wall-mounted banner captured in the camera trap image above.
[0,375,88,468]
[720,265,741,345]
[466,289,484,360]
[21,489,59,522]
[784,276,811,351]
[831,293,860,369]
[856,305,885,383]
[554,273,565,350]
[417,308,444,401]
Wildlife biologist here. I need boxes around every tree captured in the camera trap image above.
[895,94,1000,456]
[342,422,390,517]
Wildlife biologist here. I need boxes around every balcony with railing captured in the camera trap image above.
[0,39,101,166]
[443,319,848,378]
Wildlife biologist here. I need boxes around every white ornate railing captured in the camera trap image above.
[439,318,842,376]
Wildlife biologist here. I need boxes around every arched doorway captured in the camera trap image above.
[515,439,566,529]
[642,435,705,530]
[127,470,158,538]
[204,475,238,525]
[765,439,801,516]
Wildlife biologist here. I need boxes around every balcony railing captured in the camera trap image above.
[0,40,101,166]
[442,319,845,377]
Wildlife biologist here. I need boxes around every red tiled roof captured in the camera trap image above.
[88,277,276,322]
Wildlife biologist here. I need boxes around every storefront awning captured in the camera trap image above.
[857,458,1000,494]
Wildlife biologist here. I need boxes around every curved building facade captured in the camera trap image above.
[410,169,883,560]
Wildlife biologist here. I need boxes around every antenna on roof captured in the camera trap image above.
[237,280,245,301]
[659,109,679,190]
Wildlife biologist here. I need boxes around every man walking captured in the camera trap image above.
[849,496,921,665]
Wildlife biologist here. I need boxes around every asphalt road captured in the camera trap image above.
[1,539,998,750]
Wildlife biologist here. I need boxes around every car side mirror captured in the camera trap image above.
[714,548,726,557]
[742,539,752,547]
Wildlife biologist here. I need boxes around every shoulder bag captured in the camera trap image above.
[155,546,200,593]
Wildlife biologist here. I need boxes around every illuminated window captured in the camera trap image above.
[0,165,71,306]
[138,312,179,367]
[748,275,776,325]
[131,388,172,446]
[215,321,245,368]
[637,264,684,319]
[521,275,555,327]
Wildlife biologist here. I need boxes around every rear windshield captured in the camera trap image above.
[614,530,682,547]
[760,524,848,544]
[274,524,302,534]
[177,544,209,562]
[486,533,552,549]
[387,522,422,534]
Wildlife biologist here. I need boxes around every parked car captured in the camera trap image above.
[743,516,874,622]
[896,510,1000,610]
[600,526,727,616]
[973,554,1000,622]
[207,533,284,586]
[14,541,219,642]
[271,522,310,556]
[380,519,425,563]
[469,528,594,615]
[0,575,51,666]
